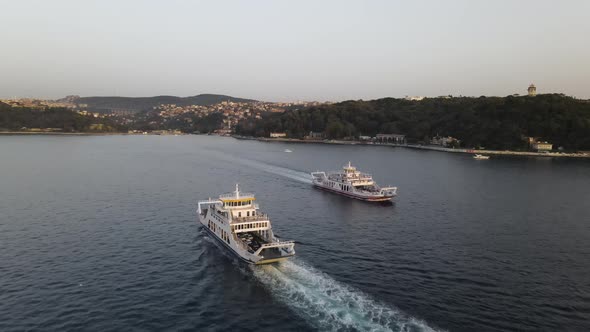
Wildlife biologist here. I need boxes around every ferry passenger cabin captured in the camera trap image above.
[217,191,274,245]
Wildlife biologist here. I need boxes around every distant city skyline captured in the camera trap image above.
[1,0,589,101]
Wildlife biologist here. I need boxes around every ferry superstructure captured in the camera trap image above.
[311,162,397,202]
[197,185,295,264]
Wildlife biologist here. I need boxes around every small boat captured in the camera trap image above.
[197,184,295,264]
[284,149,293,153]
[311,162,397,202]
[473,154,490,160]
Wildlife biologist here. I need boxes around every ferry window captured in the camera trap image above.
[247,211,250,217]
[238,212,241,217]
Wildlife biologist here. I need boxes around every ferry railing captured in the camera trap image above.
[232,213,269,223]
[253,240,295,256]
[219,192,255,199]
[197,199,222,214]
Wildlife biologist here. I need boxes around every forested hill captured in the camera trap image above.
[0,107,123,132]
[235,94,590,151]
[76,94,257,113]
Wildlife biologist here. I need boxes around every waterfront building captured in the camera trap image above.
[270,132,287,138]
[305,131,324,140]
[430,136,460,147]
[532,141,552,152]
[376,134,406,144]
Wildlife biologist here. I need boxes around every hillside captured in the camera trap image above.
[76,94,257,113]
[235,94,590,151]
[0,106,124,132]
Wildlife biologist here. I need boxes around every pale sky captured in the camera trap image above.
[1,0,589,101]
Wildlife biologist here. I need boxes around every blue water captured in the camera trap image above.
[1,135,589,331]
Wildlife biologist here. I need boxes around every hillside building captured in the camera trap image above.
[528,84,537,97]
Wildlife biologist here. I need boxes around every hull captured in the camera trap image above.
[313,182,394,202]
[202,224,253,264]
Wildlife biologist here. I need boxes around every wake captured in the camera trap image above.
[204,148,312,184]
[232,158,312,184]
[251,260,440,332]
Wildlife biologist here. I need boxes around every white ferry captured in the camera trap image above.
[197,185,295,264]
[311,162,397,202]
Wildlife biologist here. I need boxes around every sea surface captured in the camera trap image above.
[1,135,590,332]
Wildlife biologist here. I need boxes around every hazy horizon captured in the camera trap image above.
[1,0,589,101]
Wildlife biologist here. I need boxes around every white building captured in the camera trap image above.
[528,84,537,97]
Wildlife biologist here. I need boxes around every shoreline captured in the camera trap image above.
[235,136,590,159]
[2,131,588,159]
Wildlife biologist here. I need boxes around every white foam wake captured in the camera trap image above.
[203,148,312,184]
[251,260,440,332]
[234,158,312,184]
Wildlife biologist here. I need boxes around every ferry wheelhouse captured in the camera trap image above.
[197,185,295,264]
[311,162,397,202]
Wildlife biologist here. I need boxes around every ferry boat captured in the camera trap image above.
[473,154,490,160]
[197,185,295,264]
[311,162,397,202]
